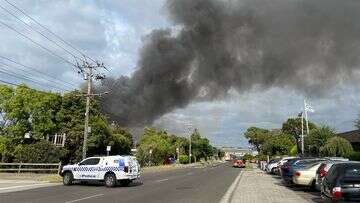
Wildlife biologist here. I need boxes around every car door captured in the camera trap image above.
[76,158,101,180]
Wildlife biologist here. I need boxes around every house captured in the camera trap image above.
[337,130,360,151]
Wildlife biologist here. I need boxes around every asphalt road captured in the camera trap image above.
[0,162,241,203]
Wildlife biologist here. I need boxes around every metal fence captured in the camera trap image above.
[0,162,61,174]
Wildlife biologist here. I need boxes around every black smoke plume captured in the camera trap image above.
[96,0,360,126]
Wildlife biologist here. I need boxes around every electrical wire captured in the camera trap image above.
[0,55,78,87]
[3,0,98,64]
[0,20,80,71]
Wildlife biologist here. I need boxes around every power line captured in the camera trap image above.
[0,55,78,87]
[0,20,80,71]
[0,65,71,92]
[3,0,98,64]
[0,78,18,86]
[0,4,85,63]
[0,60,74,89]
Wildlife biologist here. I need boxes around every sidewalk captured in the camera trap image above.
[222,167,309,203]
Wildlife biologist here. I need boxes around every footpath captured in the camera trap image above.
[221,165,309,203]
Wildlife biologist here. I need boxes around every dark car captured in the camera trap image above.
[281,158,325,184]
[321,162,360,202]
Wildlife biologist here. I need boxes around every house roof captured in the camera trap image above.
[337,130,360,143]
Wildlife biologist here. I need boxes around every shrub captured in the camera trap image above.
[14,140,66,163]
[320,137,353,158]
[179,155,189,164]
[349,151,360,161]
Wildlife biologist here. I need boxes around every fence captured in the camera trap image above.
[0,162,62,174]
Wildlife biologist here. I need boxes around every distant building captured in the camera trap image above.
[337,130,360,151]
[221,147,257,160]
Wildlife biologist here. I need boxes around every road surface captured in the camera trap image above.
[0,162,240,203]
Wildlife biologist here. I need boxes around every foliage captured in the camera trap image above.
[243,153,254,160]
[282,118,317,151]
[190,129,213,161]
[305,125,335,156]
[289,145,298,156]
[320,137,354,157]
[179,155,189,164]
[14,140,66,163]
[244,127,271,151]
[349,151,360,161]
[136,128,173,166]
[262,133,295,156]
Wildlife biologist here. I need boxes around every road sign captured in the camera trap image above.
[107,146,111,152]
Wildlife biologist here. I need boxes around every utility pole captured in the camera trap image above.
[82,66,92,160]
[78,60,107,160]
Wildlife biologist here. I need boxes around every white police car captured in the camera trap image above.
[60,155,140,187]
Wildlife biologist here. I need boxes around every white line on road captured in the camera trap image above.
[219,170,243,203]
[65,194,104,203]
[186,172,194,175]
[0,183,59,191]
[155,178,169,183]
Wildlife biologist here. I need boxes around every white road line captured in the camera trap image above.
[65,194,104,203]
[219,171,243,203]
[0,183,58,190]
[155,178,169,183]
[186,172,194,175]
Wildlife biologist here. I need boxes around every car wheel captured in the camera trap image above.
[104,173,117,188]
[271,168,276,174]
[63,172,73,186]
[119,179,132,187]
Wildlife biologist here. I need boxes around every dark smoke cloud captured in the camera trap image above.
[96,0,360,126]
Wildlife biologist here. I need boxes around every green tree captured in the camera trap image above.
[137,128,172,166]
[320,136,353,157]
[305,125,335,156]
[262,133,295,156]
[282,118,317,152]
[244,127,271,152]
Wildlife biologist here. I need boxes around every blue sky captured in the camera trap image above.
[0,0,359,148]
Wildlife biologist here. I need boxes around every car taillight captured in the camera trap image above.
[124,166,129,173]
[294,171,301,177]
[332,187,342,200]
[319,169,327,177]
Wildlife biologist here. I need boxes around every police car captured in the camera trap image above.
[60,155,140,187]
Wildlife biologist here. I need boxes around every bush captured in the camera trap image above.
[14,140,66,163]
[179,155,189,164]
[320,137,353,158]
[243,153,254,160]
[349,151,360,161]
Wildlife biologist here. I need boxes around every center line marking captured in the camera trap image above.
[65,194,104,203]
[155,178,169,183]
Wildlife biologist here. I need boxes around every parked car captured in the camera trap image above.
[293,161,327,188]
[233,159,246,168]
[266,158,281,174]
[315,159,348,191]
[321,162,360,202]
[281,158,325,184]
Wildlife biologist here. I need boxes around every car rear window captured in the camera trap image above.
[344,165,360,178]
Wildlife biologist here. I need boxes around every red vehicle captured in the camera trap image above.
[233,159,246,168]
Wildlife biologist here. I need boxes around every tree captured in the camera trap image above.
[305,125,335,156]
[320,137,353,157]
[244,127,271,151]
[262,133,295,156]
[136,128,172,166]
[282,118,317,152]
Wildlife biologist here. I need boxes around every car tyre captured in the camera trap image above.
[63,172,73,186]
[271,168,276,174]
[119,179,132,187]
[104,173,117,188]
